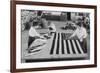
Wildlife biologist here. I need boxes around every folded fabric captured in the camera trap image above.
[29,39,47,49]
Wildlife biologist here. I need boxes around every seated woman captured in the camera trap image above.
[27,21,47,53]
[48,21,56,35]
[38,18,51,39]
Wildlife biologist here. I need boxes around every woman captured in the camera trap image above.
[27,21,47,53]
[69,20,87,53]
[48,21,56,35]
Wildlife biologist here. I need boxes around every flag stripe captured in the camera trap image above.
[74,40,81,54]
[65,40,70,54]
[76,40,84,54]
[70,40,76,54]
[72,40,79,54]
[50,33,56,54]
[50,33,85,55]
[61,33,65,54]
[56,33,60,54]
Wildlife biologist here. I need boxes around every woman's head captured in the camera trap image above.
[76,18,84,27]
[48,21,51,26]
[31,21,39,28]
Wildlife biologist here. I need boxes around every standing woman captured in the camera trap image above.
[69,20,87,53]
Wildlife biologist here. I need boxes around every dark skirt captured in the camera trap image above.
[80,38,87,53]
[28,36,35,48]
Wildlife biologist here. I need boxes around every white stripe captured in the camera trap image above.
[68,40,73,54]
[51,32,55,39]
[76,40,84,54]
[64,40,68,54]
[72,40,79,54]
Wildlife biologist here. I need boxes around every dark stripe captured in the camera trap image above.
[50,33,56,54]
[70,40,76,54]
[61,33,64,54]
[63,33,64,40]
[61,33,64,40]
[56,33,60,54]
[74,40,81,54]
[63,33,65,40]
[65,33,67,39]
[64,33,66,40]
[77,40,85,53]
[66,40,70,54]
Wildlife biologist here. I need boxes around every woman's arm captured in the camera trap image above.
[69,28,78,39]
[34,36,45,39]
